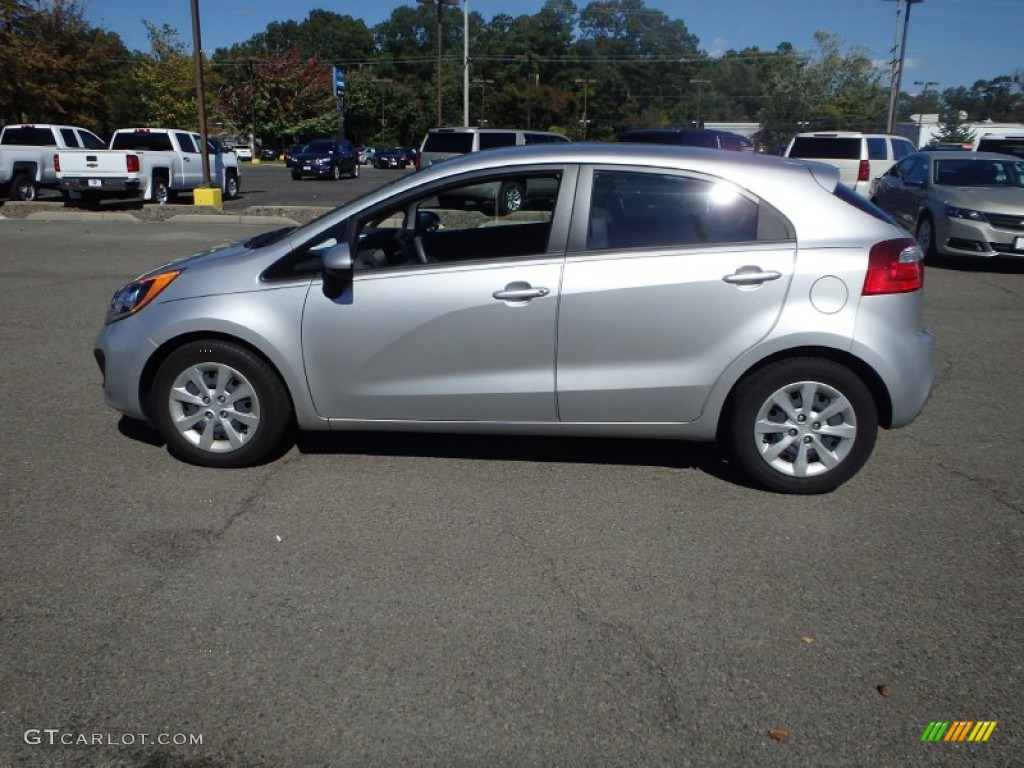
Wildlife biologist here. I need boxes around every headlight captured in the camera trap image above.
[944,203,988,222]
[106,270,181,324]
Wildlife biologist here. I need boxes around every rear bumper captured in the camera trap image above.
[59,177,142,195]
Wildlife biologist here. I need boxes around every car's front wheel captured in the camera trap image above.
[724,358,878,494]
[331,164,342,180]
[152,340,293,468]
[351,162,360,179]
[916,215,937,259]
[497,180,524,215]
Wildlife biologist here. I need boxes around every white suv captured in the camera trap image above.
[418,127,569,170]
[785,131,917,196]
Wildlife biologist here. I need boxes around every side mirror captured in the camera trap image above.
[323,242,353,299]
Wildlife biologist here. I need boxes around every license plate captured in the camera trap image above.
[87,179,102,188]
[1015,236,1024,250]
[303,165,312,171]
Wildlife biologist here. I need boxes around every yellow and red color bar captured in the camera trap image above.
[921,721,997,742]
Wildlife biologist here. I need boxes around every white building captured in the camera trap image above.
[898,114,1024,148]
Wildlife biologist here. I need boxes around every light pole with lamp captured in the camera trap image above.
[418,0,460,126]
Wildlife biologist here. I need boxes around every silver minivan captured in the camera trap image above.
[418,127,570,169]
[95,143,934,493]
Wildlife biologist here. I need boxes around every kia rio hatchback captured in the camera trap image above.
[95,144,934,493]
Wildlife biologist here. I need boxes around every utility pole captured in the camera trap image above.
[887,0,925,134]
[419,0,460,125]
[689,78,710,128]
[189,0,211,188]
[574,78,596,140]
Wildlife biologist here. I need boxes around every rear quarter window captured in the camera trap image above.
[478,132,517,150]
[422,132,474,154]
[789,137,861,160]
[1,127,57,146]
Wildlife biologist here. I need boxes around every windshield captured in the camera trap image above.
[934,158,1024,187]
[305,140,333,153]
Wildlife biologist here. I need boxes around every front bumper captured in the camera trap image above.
[938,216,1024,258]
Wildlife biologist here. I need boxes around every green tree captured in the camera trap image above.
[932,108,975,146]
[0,0,130,130]
[131,22,199,128]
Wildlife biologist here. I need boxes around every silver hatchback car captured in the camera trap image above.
[95,144,934,493]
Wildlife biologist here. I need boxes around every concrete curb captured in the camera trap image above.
[0,202,330,226]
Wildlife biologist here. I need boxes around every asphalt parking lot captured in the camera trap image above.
[0,210,1021,766]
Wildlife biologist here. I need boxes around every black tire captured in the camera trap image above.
[351,162,360,179]
[152,339,294,468]
[497,180,525,215]
[331,164,342,181]
[916,215,937,260]
[11,173,37,201]
[291,170,302,181]
[223,171,240,200]
[152,176,171,205]
[723,358,878,494]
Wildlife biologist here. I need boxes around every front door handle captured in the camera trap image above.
[492,282,550,302]
[723,266,782,285]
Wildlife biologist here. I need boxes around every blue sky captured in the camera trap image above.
[84,0,1022,93]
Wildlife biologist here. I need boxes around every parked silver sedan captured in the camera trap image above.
[95,144,934,493]
[871,151,1024,259]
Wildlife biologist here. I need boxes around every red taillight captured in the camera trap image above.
[54,154,61,172]
[126,154,140,173]
[863,238,924,295]
[857,159,870,182]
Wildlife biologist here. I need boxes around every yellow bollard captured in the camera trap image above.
[193,186,223,211]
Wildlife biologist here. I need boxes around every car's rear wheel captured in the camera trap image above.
[11,173,37,201]
[152,177,171,205]
[152,340,293,468]
[223,171,239,200]
[724,358,878,494]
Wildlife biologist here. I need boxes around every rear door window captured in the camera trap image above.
[586,169,791,250]
[60,128,79,147]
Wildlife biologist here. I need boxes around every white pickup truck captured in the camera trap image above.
[0,123,107,201]
[55,127,240,205]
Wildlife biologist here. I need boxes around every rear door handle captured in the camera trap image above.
[492,282,550,302]
[723,266,782,285]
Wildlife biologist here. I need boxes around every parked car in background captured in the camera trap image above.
[56,127,241,205]
[871,151,1024,260]
[94,143,933,493]
[284,144,304,168]
[785,131,917,197]
[258,147,279,161]
[973,133,1024,160]
[358,146,375,165]
[418,127,569,169]
[290,138,359,180]
[234,144,253,161]
[0,123,107,200]
[620,127,755,152]
[373,147,410,169]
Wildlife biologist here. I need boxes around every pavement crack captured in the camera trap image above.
[936,460,1023,515]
